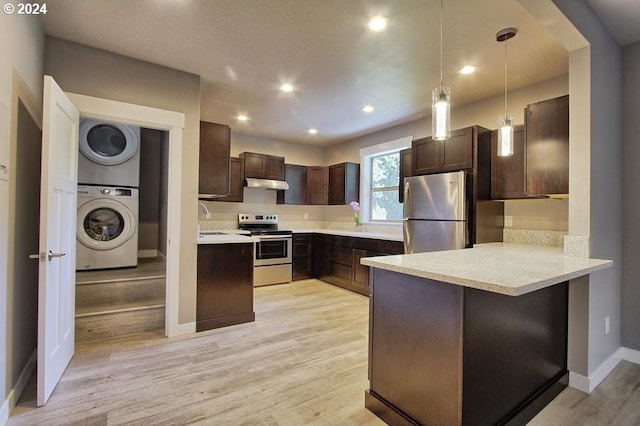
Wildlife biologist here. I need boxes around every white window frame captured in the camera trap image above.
[359,136,412,223]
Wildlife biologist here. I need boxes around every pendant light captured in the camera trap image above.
[496,28,517,156]
[432,0,450,140]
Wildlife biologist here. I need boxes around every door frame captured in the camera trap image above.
[67,92,184,337]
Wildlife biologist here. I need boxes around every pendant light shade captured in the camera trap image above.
[496,28,517,157]
[432,0,450,140]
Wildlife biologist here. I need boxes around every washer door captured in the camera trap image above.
[77,198,136,250]
[79,119,139,166]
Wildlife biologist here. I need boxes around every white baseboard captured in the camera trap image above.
[177,322,196,336]
[4,351,36,422]
[138,249,158,258]
[0,396,9,426]
[570,347,635,393]
[621,347,640,364]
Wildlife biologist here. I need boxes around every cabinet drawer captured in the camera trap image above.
[331,235,353,248]
[331,246,352,265]
[293,233,312,243]
[353,237,382,251]
[381,240,404,255]
[315,234,330,244]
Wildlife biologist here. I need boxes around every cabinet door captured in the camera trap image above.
[307,166,329,205]
[399,148,412,203]
[352,249,369,291]
[329,162,360,205]
[491,125,526,199]
[216,157,243,202]
[265,155,285,180]
[525,95,569,195]
[412,137,440,175]
[199,121,230,198]
[241,152,266,178]
[441,127,473,172]
[277,164,307,204]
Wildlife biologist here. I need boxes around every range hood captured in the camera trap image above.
[244,177,289,191]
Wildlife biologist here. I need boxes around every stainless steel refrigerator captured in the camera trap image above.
[403,171,503,254]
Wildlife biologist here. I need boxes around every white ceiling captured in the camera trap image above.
[41,0,574,145]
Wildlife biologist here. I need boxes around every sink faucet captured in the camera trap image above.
[198,201,211,219]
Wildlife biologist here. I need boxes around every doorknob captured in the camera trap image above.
[29,251,67,261]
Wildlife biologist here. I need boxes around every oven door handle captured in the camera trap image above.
[256,235,292,240]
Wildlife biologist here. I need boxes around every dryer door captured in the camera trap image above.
[79,119,139,166]
[77,198,136,250]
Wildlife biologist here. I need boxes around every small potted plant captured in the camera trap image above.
[350,201,362,230]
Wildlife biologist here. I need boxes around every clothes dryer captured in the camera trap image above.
[78,119,141,187]
[76,185,139,270]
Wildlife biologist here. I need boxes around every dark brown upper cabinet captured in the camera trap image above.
[329,162,360,205]
[215,157,243,202]
[198,121,231,199]
[525,95,569,196]
[240,152,285,180]
[490,95,569,199]
[412,127,477,176]
[398,148,412,203]
[277,164,307,205]
[307,166,329,205]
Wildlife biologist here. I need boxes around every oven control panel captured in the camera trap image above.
[238,214,278,225]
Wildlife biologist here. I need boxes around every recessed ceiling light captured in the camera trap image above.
[237,115,249,121]
[362,104,375,113]
[367,15,388,32]
[280,83,294,93]
[458,65,477,75]
[308,128,318,135]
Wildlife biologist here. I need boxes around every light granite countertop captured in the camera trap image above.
[197,233,256,244]
[291,229,403,242]
[361,243,613,296]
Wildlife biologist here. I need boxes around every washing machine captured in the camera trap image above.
[76,185,139,270]
[78,119,141,187]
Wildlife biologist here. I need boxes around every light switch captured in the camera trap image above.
[504,215,513,227]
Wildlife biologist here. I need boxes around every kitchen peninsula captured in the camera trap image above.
[362,243,612,426]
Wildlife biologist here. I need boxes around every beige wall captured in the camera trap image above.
[230,132,327,166]
[43,37,201,326]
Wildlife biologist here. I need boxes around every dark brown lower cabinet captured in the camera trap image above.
[307,234,404,296]
[366,268,568,426]
[196,243,255,331]
[292,233,313,281]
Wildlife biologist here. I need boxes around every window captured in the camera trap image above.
[370,152,402,221]
[360,136,411,223]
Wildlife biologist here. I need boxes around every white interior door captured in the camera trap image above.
[36,76,79,406]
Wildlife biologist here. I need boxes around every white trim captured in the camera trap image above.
[65,91,185,339]
[66,93,184,129]
[177,322,196,335]
[568,371,591,393]
[621,347,640,364]
[138,249,159,258]
[359,136,412,223]
[7,351,36,414]
[0,397,8,426]
[569,347,623,393]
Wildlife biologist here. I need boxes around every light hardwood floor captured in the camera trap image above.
[7,279,640,425]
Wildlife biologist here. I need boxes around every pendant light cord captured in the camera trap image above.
[440,0,444,87]
[504,37,508,117]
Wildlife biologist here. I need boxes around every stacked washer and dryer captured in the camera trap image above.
[76,119,141,270]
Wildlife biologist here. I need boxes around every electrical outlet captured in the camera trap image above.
[504,215,513,227]
[605,316,610,335]
[205,213,211,219]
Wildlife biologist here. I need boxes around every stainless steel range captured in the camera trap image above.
[238,214,292,286]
